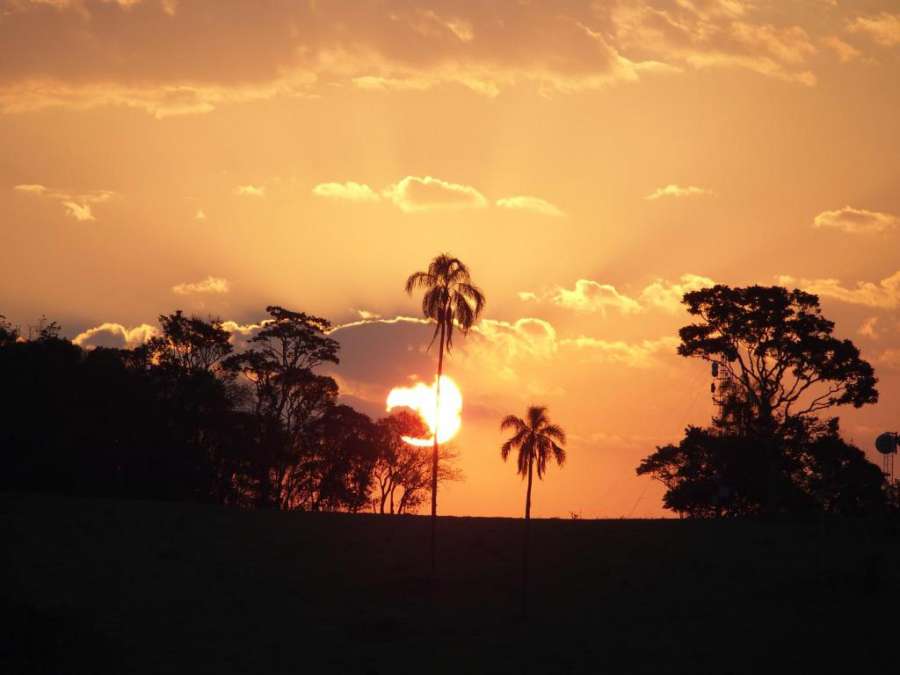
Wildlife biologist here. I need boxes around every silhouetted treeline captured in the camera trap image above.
[0,310,453,511]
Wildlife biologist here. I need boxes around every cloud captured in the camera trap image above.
[821,36,861,63]
[62,201,95,221]
[0,0,843,116]
[312,181,381,203]
[382,176,488,213]
[13,183,115,220]
[876,348,900,371]
[171,276,230,295]
[645,184,714,200]
[812,206,898,234]
[553,280,643,315]
[495,195,565,217]
[13,183,48,195]
[858,317,880,339]
[72,322,158,349]
[526,274,716,315]
[777,271,900,309]
[610,1,818,86]
[560,336,679,368]
[638,274,717,313]
[848,13,900,47]
[234,185,265,197]
[472,318,558,360]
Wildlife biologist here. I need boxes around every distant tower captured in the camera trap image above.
[710,359,737,430]
[875,432,898,482]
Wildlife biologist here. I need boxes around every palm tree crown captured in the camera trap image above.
[405,253,485,351]
[501,406,567,478]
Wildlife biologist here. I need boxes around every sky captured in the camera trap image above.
[2,0,900,517]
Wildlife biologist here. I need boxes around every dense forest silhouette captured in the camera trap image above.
[0,308,457,511]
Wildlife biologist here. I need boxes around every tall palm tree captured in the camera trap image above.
[500,405,567,616]
[406,254,485,573]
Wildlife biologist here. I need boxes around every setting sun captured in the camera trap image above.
[386,376,463,447]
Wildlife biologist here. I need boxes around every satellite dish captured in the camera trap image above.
[875,432,898,455]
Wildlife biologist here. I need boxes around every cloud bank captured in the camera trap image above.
[0,0,880,116]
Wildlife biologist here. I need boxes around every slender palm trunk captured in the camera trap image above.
[430,321,446,576]
[523,454,534,617]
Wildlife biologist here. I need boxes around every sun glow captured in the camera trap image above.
[386,375,463,446]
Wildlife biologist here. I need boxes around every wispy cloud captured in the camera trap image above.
[319,177,565,215]
[552,280,643,315]
[235,185,265,197]
[523,274,716,315]
[777,271,900,309]
[821,36,862,63]
[382,176,488,213]
[171,276,230,295]
[848,12,900,47]
[644,184,714,200]
[0,0,843,117]
[858,317,880,339]
[73,322,158,350]
[560,336,680,368]
[13,183,116,221]
[496,195,565,217]
[812,206,898,234]
[312,181,381,203]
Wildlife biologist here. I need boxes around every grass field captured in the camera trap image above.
[2,493,898,674]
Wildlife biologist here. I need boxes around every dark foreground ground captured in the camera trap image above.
[2,494,898,674]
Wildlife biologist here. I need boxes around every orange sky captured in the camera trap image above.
[2,0,899,517]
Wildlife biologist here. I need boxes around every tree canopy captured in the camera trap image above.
[0,307,458,514]
[638,285,887,518]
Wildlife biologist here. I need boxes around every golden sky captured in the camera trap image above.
[2,0,900,516]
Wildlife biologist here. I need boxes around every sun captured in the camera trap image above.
[386,375,463,447]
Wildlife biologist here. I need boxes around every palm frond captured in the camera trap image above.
[527,405,548,429]
[405,271,435,295]
[452,293,476,332]
[517,437,533,477]
[551,442,566,467]
[500,414,525,432]
[543,423,567,445]
[537,437,546,477]
[457,282,486,317]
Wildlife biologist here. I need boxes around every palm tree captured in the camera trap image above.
[500,405,567,616]
[405,254,485,573]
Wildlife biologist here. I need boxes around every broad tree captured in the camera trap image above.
[637,285,883,517]
[678,285,877,431]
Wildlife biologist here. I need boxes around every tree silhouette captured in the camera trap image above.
[638,285,884,517]
[223,306,341,509]
[0,315,19,347]
[500,405,566,616]
[405,254,485,572]
[0,306,422,514]
[145,311,233,373]
[679,285,877,432]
